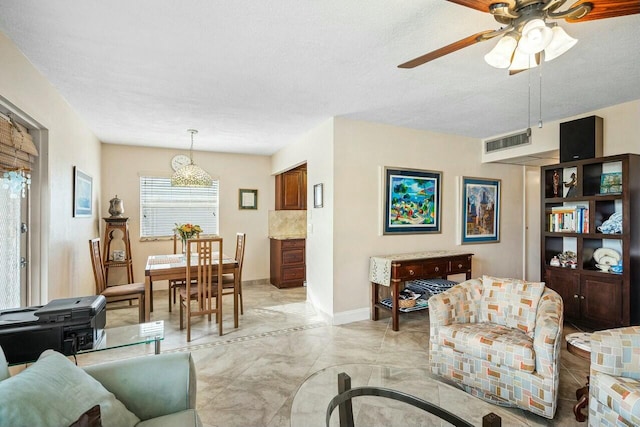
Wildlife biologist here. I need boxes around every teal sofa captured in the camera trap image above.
[0,346,202,427]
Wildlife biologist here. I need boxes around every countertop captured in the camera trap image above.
[269,235,306,240]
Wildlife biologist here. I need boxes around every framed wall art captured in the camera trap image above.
[238,188,258,210]
[461,176,500,244]
[238,188,258,209]
[313,183,323,208]
[73,166,93,217]
[383,167,441,235]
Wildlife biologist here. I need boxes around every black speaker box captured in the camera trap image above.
[560,115,603,163]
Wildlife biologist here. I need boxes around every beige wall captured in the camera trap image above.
[271,118,335,318]
[483,99,640,163]
[101,144,273,286]
[332,118,525,319]
[0,32,102,303]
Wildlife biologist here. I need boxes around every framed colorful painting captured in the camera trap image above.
[461,177,500,244]
[383,167,441,235]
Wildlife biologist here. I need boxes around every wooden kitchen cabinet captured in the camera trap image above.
[270,238,305,288]
[275,164,307,210]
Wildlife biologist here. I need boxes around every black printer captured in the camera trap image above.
[0,295,106,364]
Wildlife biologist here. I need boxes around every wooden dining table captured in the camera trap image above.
[143,253,240,327]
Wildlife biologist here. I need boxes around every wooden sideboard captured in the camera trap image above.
[369,251,473,331]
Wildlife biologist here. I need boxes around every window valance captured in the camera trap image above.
[0,115,38,171]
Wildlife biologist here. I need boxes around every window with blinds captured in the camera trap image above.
[139,176,219,238]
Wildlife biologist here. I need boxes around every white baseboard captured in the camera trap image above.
[331,307,370,325]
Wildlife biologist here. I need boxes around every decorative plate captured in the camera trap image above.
[593,248,621,265]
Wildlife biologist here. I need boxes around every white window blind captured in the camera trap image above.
[140,176,219,238]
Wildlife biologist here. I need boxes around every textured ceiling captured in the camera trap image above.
[0,1,638,155]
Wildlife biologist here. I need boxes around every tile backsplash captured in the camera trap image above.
[268,210,306,238]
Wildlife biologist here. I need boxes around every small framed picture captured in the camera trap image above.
[313,183,323,208]
[600,172,622,194]
[73,166,93,217]
[238,189,258,210]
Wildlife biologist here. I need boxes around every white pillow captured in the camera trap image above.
[0,350,139,427]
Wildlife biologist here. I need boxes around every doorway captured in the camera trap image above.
[0,101,46,309]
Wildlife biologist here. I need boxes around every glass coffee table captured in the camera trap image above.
[85,320,165,355]
[291,364,524,427]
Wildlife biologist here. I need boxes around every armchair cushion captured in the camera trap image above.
[479,275,545,337]
[436,322,536,372]
[590,372,640,425]
[589,326,640,427]
[83,352,198,421]
[590,326,640,380]
[0,350,139,427]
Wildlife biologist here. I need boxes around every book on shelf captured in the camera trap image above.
[548,206,588,233]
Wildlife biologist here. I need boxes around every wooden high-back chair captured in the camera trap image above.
[216,233,246,314]
[168,232,189,312]
[89,238,145,323]
[179,237,224,341]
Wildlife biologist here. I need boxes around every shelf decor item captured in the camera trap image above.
[600,172,622,194]
[383,167,441,235]
[461,177,501,244]
[108,195,124,217]
[598,212,622,234]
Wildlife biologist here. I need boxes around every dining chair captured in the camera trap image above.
[214,233,246,314]
[179,237,224,341]
[168,232,186,312]
[169,231,205,312]
[89,238,146,323]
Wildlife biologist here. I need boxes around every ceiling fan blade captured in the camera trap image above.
[566,0,640,22]
[398,30,494,69]
[446,0,515,13]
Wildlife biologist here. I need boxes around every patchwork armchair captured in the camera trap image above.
[588,326,640,427]
[428,276,564,419]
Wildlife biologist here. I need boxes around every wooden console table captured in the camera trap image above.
[369,251,473,331]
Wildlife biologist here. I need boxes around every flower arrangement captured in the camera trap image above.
[174,223,202,241]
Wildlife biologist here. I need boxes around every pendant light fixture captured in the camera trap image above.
[171,129,213,187]
[484,20,577,72]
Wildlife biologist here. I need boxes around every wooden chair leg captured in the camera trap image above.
[138,294,145,323]
[186,300,191,342]
[179,298,184,330]
[239,281,243,315]
[218,296,223,336]
[168,283,172,313]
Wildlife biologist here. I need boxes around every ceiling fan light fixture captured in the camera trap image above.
[517,18,553,54]
[509,49,539,72]
[544,25,578,62]
[171,129,213,188]
[484,34,517,68]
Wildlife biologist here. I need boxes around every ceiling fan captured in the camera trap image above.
[398,0,640,72]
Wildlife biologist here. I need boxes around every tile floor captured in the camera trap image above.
[78,281,592,426]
